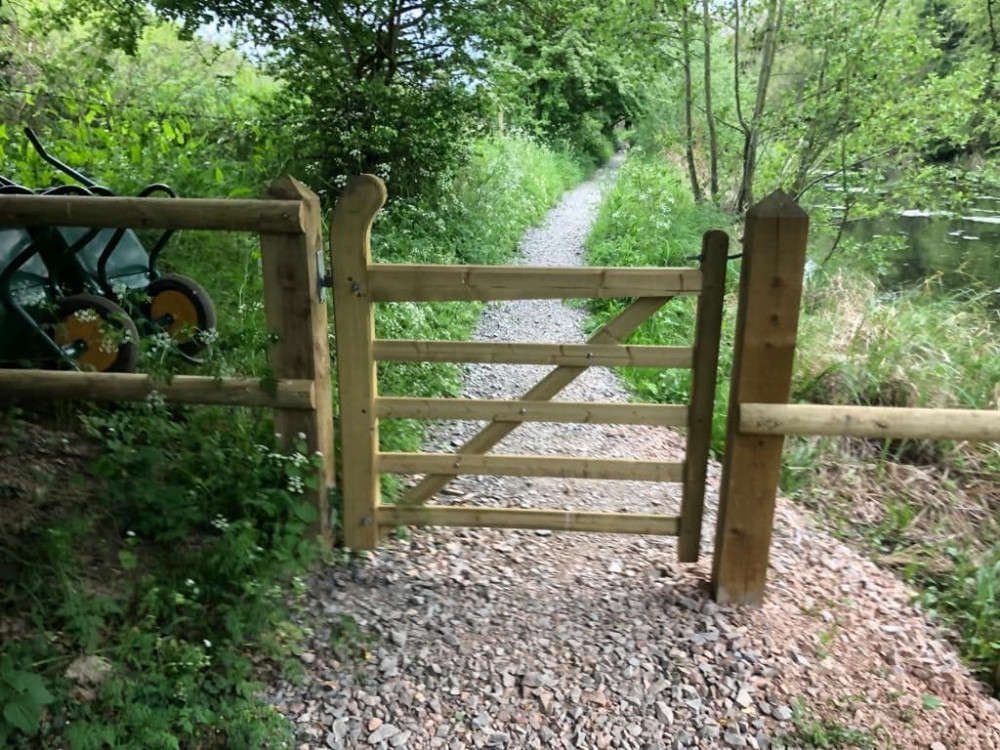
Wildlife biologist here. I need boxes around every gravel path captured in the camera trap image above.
[271,159,1000,749]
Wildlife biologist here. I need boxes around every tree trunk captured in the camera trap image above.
[682,10,703,201]
[701,0,719,201]
[736,0,783,212]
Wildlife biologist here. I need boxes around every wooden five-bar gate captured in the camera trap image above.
[3,173,997,607]
[331,175,728,560]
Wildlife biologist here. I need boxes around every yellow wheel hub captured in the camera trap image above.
[150,289,199,343]
[54,311,118,372]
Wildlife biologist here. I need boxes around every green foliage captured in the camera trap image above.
[0,660,54,742]
[1,10,285,199]
[584,151,733,453]
[0,404,314,747]
[796,271,1000,410]
[914,545,1000,682]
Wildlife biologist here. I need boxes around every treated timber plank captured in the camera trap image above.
[0,194,305,233]
[376,398,688,425]
[332,174,388,550]
[678,230,729,563]
[373,340,693,368]
[368,265,702,301]
[712,190,809,606]
[261,176,335,544]
[0,369,314,409]
[398,296,673,505]
[379,453,684,481]
[379,505,681,536]
[740,403,1000,443]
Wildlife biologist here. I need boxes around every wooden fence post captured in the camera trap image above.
[678,229,729,563]
[330,175,388,550]
[261,176,335,545]
[712,190,809,605]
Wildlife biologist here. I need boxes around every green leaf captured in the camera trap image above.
[921,694,941,710]
[118,549,138,571]
[17,674,53,706]
[214,166,224,185]
[3,697,40,735]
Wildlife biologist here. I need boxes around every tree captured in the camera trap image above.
[701,0,719,201]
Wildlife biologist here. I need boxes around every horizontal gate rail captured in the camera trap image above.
[369,264,702,301]
[0,369,315,409]
[378,453,685,481]
[373,340,693,368]
[379,506,681,536]
[376,397,689,425]
[740,402,1000,442]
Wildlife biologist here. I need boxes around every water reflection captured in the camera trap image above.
[840,196,1000,296]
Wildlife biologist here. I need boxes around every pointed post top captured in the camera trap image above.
[266,174,318,202]
[746,189,808,220]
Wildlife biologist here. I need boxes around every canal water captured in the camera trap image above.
[840,195,1000,297]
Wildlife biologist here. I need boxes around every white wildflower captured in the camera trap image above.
[73,308,100,323]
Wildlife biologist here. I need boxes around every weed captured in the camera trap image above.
[788,698,889,749]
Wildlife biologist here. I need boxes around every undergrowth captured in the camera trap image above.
[585,150,1000,688]
[0,132,587,746]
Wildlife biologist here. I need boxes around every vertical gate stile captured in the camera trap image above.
[331,175,388,550]
[678,230,729,563]
[261,176,335,545]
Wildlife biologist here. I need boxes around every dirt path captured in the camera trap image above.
[272,160,1000,749]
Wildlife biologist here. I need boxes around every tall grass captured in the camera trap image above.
[585,151,1000,686]
[585,152,734,453]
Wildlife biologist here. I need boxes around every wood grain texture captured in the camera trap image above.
[331,174,388,550]
[373,340,693,368]
[741,403,1000,442]
[369,265,702,301]
[678,230,729,563]
[376,397,688,425]
[379,453,684,481]
[0,194,305,233]
[712,190,809,606]
[0,369,314,408]
[262,175,335,544]
[379,505,681,535]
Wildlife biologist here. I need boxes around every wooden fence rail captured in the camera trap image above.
[0,176,335,543]
[740,403,1000,442]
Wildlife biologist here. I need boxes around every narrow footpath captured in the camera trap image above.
[271,161,1000,750]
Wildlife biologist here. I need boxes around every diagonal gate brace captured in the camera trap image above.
[398,295,674,506]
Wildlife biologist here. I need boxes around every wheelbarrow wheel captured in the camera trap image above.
[52,294,140,372]
[144,274,218,356]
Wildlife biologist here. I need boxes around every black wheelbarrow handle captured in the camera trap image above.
[24,127,98,189]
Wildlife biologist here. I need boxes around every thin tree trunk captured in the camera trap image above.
[682,10,703,201]
[736,0,783,212]
[701,0,718,201]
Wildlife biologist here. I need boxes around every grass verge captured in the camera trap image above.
[584,150,1000,690]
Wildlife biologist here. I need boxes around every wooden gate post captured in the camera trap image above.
[330,175,388,550]
[712,190,808,605]
[261,175,335,545]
